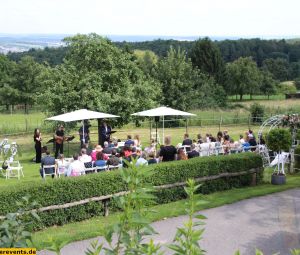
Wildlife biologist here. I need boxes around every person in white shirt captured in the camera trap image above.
[136,152,148,166]
[79,148,92,163]
[56,154,69,176]
[239,135,245,144]
[67,153,85,176]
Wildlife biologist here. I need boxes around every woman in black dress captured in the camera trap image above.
[34,128,42,163]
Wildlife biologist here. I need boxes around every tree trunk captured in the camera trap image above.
[24,103,28,114]
[240,94,243,101]
[250,94,253,100]
[267,94,270,100]
[6,104,9,111]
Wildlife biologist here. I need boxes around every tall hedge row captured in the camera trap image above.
[0,153,263,230]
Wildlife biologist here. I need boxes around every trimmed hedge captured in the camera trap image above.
[295,145,300,171]
[0,153,263,230]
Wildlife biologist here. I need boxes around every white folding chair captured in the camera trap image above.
[107,165,120,171]
[95,166,108,172]
[42,165,56,180]
[6,161,24,180]
[57,166,66,178]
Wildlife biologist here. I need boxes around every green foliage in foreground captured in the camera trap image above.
[32,172,300,251]
[0,153,263,230]
[0,196,39,248]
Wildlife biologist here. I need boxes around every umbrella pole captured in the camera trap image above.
[150,117,152,144]
[185,118,188,134]
[82,120,85,147]
[156,120,158,149]
[162,115,164,144]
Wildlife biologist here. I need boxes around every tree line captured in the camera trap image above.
[1,34,300,125]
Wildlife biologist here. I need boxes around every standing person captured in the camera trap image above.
[55,125,65,159]
[79,121,90,148]
[34,128,42,163]
[159,136,177,162]
[100,121,112,146]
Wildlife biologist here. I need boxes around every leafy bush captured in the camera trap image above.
[249,103,265,123]
[276,81,297,94]
[295,145,300,171]
[0,153,263,230]
[294,78,300,90]
[266,128,292,152]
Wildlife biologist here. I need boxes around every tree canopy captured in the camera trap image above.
[38,34,161,126]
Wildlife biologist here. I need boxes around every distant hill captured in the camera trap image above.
[2,34,300,54]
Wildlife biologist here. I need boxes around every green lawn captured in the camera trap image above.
[32,172,300,250]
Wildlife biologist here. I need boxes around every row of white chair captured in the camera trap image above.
[42,164,122,179]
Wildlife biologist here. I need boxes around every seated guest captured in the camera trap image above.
[131,147,139,160]
[248,134,257,151]
[79,148,92,163]
[187,144,200,159]
[159,136,177,162]
[107,149,120,166]
[133,134,141,148]
[94,151,107,168]
[177,148,188,160]
[67,153,85,176]
[182,133,193,146]
[205,134,211,143]
[144,140,156,155]
[41,146,48,158]
[239,135,245,144]
[56,154,68,176]
[125,135,135,147]
[123,145,132,158]
[197,134,203,144]
[103,141,113,154]
[40,150,55,178]
[136,152,148,166]
[148,152,157,164]
[91,145,102,161]
[81,143,92,156]
[223,135,230,155]
[217,131,223,143]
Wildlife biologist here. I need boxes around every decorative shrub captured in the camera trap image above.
[266,128,292,152]
[295,145,300,171]
[249,103,265,123]
[0,153,263,230]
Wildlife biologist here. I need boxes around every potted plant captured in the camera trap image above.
[266,128,292,185]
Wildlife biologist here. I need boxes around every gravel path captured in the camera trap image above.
[38,189,300,255]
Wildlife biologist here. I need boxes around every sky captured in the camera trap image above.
[0,0,300,37]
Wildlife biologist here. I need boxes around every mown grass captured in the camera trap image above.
[31,171,300,250]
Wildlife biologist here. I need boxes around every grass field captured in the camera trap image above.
[1,98,300,135]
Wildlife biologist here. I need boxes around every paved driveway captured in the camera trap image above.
[39,189,300,255]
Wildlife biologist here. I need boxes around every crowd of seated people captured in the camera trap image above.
[39,130,260,178]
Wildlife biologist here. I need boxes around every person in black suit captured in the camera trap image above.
[182,133,193,146]
[187,144,200,159]
[100,121,112,146]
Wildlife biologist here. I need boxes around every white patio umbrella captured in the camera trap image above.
[131,106,196,143]
[46,109,119,144]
